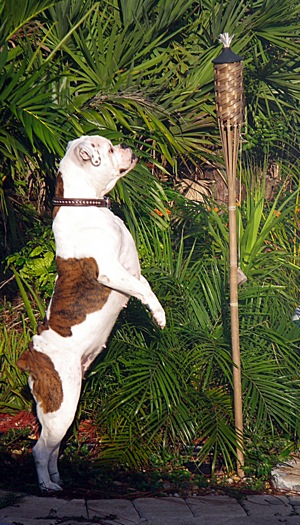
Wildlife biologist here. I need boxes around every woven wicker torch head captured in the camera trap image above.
[213,33,244,127]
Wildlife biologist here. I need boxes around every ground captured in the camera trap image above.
[0,411,272,500]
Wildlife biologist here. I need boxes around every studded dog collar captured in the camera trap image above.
[53,197,111,208]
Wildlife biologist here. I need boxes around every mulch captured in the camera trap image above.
[0,411,272,500]
[0,411,112,498]
[0,411,99,442]
[0,411,39,436]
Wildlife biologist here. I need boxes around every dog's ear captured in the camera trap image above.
[79,147,92,161]
[78,145,101,166]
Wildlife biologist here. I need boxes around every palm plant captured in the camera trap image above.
[81,187,300,470]
[2,0,300,252]
[0,324,31,412]
[1,0,300,475]
[207,164,300,287]
[0,0,73,253]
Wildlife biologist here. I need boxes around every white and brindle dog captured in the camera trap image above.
[17,135,166,492]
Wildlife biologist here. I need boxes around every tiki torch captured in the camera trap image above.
[213,33,245,476]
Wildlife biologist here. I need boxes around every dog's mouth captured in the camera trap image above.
[119,153,138,175]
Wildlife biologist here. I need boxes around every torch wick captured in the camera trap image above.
[218,33,234,48]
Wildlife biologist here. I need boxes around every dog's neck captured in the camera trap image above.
[55,170,108,200]
[53,171,111,217]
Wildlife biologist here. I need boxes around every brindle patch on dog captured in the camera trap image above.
[53,171,64,219]
[44,256,111,337]
[17,343,63,413]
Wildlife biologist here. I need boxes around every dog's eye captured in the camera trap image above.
[109,146,114,154]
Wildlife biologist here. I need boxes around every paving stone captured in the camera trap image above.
[289,496,300,507]
[0,521,92,525]
[3,493,300,525]
[184,511,300,525]
[236,516,300,525]
[0,496,87,525]
[281,516,300,525]
[132,496,248,525]
[87,499,141,524]
[131,518,198,525]
[242,494,293,519]
[0,495,67,517]
[133,496,194,521]
[186,495,246,519]
[262,495,291,505]
[0,521,45,525]
[132,517,210,525]
[55,498,88,516]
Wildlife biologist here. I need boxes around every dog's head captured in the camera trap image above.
[60,135,137,195]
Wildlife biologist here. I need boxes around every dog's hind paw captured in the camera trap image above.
[50,471,63,485]
[40,481,63,493]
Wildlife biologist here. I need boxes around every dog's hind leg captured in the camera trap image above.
[33,432,64,492]
[48,444,63,485]
[33,400,78,492]
[17,346,82,492]
[33,387,82,492]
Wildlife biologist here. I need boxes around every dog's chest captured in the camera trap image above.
[53,207,138,266]
[40,206,140,347]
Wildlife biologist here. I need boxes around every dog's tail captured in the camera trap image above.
[17,342,63,413]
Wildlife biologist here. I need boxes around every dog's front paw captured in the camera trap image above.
[152,307,166,329]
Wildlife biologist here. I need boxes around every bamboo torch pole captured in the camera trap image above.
[213,33,245,477]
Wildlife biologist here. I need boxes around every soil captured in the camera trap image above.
[0,411,271,500]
